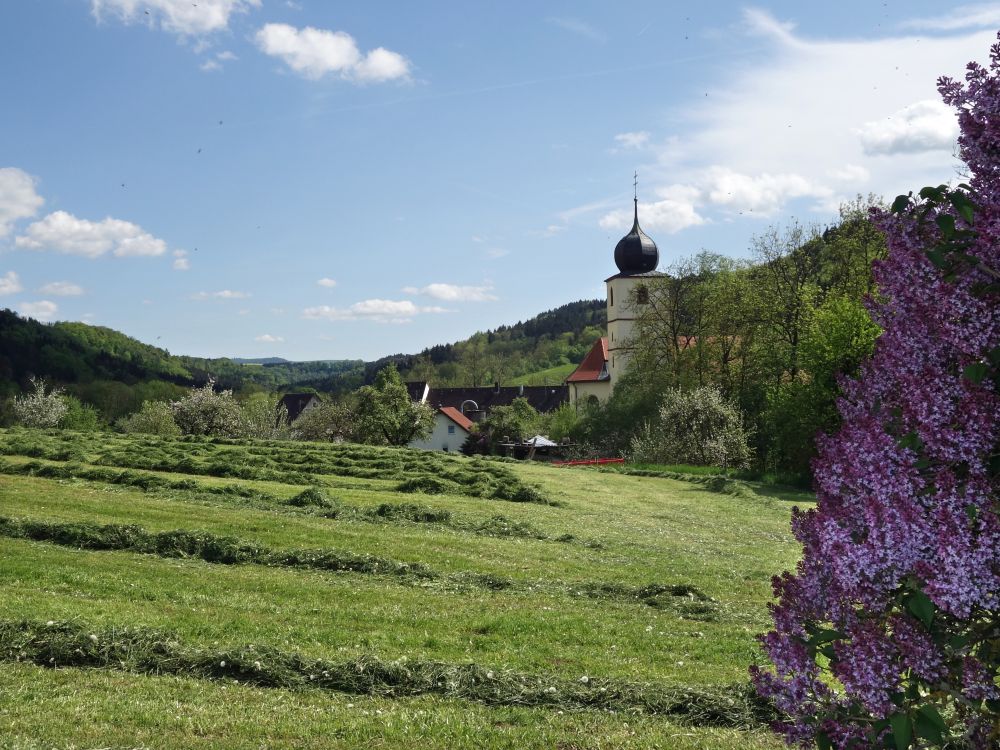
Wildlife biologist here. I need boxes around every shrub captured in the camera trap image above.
[117,400,181,437]
[237,393,289,440]
[59,395,102,431]
[754,41,1000,749]
[12,377,68,428]
[171,379,243,438]
[631,385,753,470]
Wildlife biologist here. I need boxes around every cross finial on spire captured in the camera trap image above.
[633,171,638,201]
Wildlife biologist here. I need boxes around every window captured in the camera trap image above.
[636,285,649,304]
[447,425,455,434]
[609,287,614,307]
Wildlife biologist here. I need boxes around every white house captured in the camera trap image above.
[408,406,474,452]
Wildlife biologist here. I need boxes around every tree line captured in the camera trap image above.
[573,197,887,482]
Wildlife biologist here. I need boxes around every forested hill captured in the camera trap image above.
[385,299,607,387]
[0,298,605,404]
[0,309,364,402]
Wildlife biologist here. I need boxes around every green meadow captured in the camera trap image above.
[0,428,809,749]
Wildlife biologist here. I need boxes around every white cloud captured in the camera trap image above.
[485,247,509,259]
[15,211,167,258]
[0,271,22,295]
[613,131,650,150]
[254,23,410,82]
[402,283,498,302]
[0,168,44,237]
[599,185,707,233]
[302,298,449,324]
[173,249,190,271]
[19,300,58,322]
[91,0,260,37]
[547,17,606,43]
[316,277,337,288]
[856,100,959,155]
[595,10,996,233]
[900,4,1000,32]
[255,334,284,342]
[828,164,871,182]
[38,281,83,296]
[701,167,831,215]
[201,49,238,71]
[192,290,251,300]
[354,47,411,82]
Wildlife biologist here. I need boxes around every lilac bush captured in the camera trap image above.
[753,39,1000,749]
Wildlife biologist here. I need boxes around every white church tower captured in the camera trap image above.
[605,194,662,388]
[567,188,662,406]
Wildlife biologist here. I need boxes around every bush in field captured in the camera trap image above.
[117,400,181,437]
[482,397,539,448]
[171,379,244,438]
[237,392,289,440]
[541,403,580,443]
[291,400,356,442]
[631,385,752,470]
[754,41,1000,750]
[12,377,68,428]
[59,395,102,431]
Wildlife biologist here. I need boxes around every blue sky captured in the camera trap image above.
[0,1,997,360]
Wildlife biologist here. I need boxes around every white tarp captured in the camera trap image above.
[526,435,558,448]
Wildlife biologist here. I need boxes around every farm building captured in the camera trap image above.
[278,392,322,424]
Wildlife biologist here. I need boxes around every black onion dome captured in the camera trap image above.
[613,199,658,274]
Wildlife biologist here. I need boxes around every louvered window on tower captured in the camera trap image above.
[636,286,649,304]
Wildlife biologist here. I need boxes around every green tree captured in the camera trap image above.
[482,397,539,448]
[171,379,244,437]
[237,392,289,440]
[291,400,356,442]
[630,385,753,470]
[352,364,434,446]
[117,400,181,437]
[763,294,880,476]
[60,395,101,431]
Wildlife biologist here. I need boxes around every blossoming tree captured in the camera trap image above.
[753,39,1000,749]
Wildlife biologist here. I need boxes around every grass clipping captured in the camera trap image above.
[0,620,774,728]
[0,515,721,619]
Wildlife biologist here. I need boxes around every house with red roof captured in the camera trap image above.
[566,336,611,407]
[408,405,475,452]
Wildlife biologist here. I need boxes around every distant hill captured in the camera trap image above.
[0,308,364,402]
[0,299,605,413]
[230,357,290,365]
[386,299,606,387]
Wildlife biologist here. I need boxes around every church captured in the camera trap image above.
[566,196,662,407]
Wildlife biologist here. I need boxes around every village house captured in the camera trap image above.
[408,406,474,452]
[405,382,568,451]
[277,392,322,424]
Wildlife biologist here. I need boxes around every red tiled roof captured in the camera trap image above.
[439,406,474,432]
[566,337,609,383]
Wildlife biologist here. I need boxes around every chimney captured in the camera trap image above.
[518,384,524,396]
[494,381,500,394]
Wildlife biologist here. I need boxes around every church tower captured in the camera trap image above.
[605,195,661,389]
[566,185,662,406]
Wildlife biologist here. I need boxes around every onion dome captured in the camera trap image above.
[613,199,658,274]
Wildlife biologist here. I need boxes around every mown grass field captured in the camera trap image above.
[0,428,810,749]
